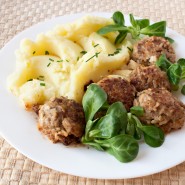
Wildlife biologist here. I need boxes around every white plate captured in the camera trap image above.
[0,12,185,179]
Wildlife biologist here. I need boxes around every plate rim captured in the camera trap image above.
[0,12,185,179]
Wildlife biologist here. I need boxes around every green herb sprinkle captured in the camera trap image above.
[49,58,54,62]
[40,83,45,86]
[45,51,49,55]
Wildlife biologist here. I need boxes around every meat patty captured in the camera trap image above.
[134,88,185,133]
[131,36,176,66]
[97,76,136,111]
[130,65,171,92]
[37,97,85,145]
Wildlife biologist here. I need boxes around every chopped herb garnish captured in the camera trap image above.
[108,53,114,56]
[27,79,33,81]
[81,51,87,55]
[95,52,100,57]
[108,48,121,56]
[114,50,120,55]
[40,82,45,86]
[49,58,54,62]
[45,51,49,55]
[94,44,99,48]
[37,75,45,81]
[66,59,69,62]
[85,52,101,63]
[77,56,79,61]
[127,47,133,52]
[37,78,44,81]
[47,63,51,67]
[57,60,63,62]
[33,51,36,55]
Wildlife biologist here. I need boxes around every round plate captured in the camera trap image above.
[0,13,185,179]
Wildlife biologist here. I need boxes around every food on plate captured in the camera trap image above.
[7,16,131,108]
[130,65,171,92]
[37,96,85,145]
[131,36,176,66]
[97,12,167,44]
[134,88,185,133]
[156,55,185,91]
[82,84,164,162]
[97,76,136,110]
[7,11,185,162]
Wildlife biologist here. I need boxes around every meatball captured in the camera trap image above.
[131,36,176,66]
[130,65,171,92]
[134,88,185,133]
[97,76,136,111]
[37,97,85,145]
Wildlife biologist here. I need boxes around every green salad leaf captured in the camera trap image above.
[167,64,182,85]
[156,54,172,71]
[82,84,107,121]
[130,106,144,116]
[97,25,127,35]
[97,11,169,44]
[112,11,125,25]
[140,21,166,37]
[141,126,165,147]
[132,115,164,147]
[136,19,150,29]
[104,134,139,163]
[82,83,165,163]
[156,54,185,94]
[178,58,185,79]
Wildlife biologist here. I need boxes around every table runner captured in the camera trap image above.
[1,0,185,184]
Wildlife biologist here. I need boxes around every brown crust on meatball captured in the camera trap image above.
[131,36,176,66]
[32,104,40,115]
[97,76,136,111]
[134,88,185,133]
[38,97,85,145]
[130,65,171,92]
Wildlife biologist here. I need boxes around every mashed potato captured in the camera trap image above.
[7,15,132,108]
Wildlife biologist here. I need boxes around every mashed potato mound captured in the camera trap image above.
[7,15,132,108]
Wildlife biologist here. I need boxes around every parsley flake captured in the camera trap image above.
[94,44,99,48]
[127,47,133,52]
[40,83,45,86]
[57,60,63,62]
[37,75,45,81]
[27,79,33,81]
[108,48,122,56]
[45,51,49,55]
[81,51,87,55]
[49,58,54,62]
[85,52,101,63]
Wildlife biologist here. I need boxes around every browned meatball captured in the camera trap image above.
[131,36,176,66]
[37,97,85,145]
[97,76,136,111]
[130,65,171,92]
[134,88,185,133]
